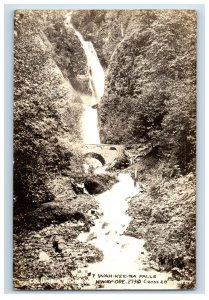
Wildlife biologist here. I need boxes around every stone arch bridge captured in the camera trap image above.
[81,144,125,166]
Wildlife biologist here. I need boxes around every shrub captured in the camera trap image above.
[14,10,84,207]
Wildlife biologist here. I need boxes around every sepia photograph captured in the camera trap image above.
[13,9,196,290]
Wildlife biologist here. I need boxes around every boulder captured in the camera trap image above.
[84,173,118,195]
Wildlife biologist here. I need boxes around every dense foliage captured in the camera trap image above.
[97,10,196,173]
[126,158,196,287]
[42,12,90,94]
[13,10,196,289]
[71,10,159,69]
[14,11,84,207]
[67,10,196,172]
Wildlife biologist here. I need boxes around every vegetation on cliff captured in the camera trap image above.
[98,10,196,174]
[13,10,196,289]
[71,10,196,287]
[13,10,103,289]
[69,9,196,172]
[125,157,196,288]
[14,10,86,208]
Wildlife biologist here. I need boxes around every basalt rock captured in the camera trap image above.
[84,173,118,195]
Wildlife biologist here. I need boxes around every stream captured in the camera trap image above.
[78,174,177,290]
[65,13,178,290]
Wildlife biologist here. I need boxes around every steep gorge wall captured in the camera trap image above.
[70,10,159,69]
[98,10,196,172]
[14,11,87,206]
[68,10,196,172]
[13,10,196,208]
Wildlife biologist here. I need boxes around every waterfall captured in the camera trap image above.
[64,13,177,290]
[65,13,105,144]
[82,105,101,144]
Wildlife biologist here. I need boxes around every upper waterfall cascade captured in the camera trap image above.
[65,12,105,144]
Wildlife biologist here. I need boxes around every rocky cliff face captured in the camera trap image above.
[44,17,91,95]
[67,10,196,172]
[13,10,196,290]
[14,10,87,206]
[98,10,196,172]
[13,9,196,204]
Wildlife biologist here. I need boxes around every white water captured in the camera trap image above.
[65,13,178,289]
[78,174,177,289]
[65,12,104,144]
[82,105,101,144]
